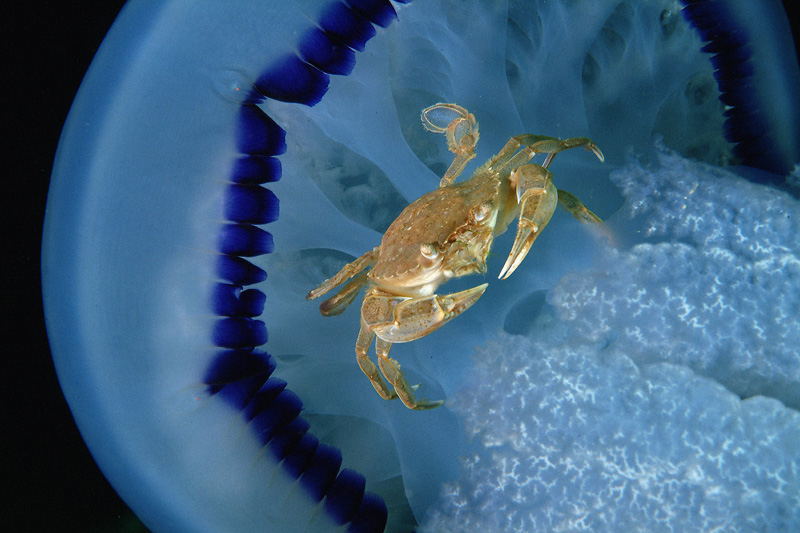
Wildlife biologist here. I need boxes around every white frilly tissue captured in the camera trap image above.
[422,147,800,531]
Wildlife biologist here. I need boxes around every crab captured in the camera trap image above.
[307,103,604,409]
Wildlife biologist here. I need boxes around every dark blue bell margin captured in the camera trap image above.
[680,0,788,179]
[206,1,413,531]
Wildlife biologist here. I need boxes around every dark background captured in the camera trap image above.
[7,2,143,531]
[6,1,799,531]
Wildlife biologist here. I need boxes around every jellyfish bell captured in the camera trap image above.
[43,0,800,531]
[43,2,414,531]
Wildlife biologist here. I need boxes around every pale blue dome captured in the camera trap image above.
[43,1,800,531]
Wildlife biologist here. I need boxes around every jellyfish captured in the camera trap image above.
[42,0,800,531]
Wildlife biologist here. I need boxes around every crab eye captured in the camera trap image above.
[420,242,439,260]
[473,203,491,222]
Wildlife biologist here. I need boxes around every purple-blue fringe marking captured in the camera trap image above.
[680,0,787,178]
[205,1,417,531]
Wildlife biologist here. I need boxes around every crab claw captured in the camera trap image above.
[499,165,558,280]
[363,283,488,343]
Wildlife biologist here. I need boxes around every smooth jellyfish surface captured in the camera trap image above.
[42,0,800,532]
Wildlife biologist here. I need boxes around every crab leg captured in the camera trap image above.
[486,135,604,174]
[356,318,442,409]
[557,189,602,224]
[307,247,379,300]
[540,137,604,169]
[499,164,559,280]
[484,134,561,172]
[362,283,488,343]
[421,103,479,187]
[375,338,442,410]
[317,270,369,317]
[355,322,398,401]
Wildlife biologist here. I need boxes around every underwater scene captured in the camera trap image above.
[42,0,800,531]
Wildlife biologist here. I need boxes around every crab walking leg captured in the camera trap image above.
[421,103,479,187]
[307,247,380,300]
[499,165,559,280]
[364,284,489,343]
[557,189,602,224]
[541,137,604,168]
[318,270,369,317]
[355,322,398,401]
[496,136,605,173]
[375,338,443,410]
[484,134,561,172]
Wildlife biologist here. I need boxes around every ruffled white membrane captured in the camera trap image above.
[43,0,799,531]
[421,146,800,531]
